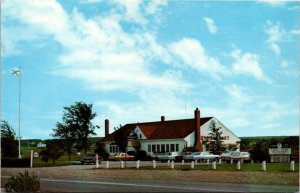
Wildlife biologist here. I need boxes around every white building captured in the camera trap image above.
[100,108,240,156]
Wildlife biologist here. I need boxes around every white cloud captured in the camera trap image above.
[203,17,217,34]
[257,0,287,6]
[265,21,285,43]
[145,0,168,15]
[289,29,300,35]
[224,84,252,104]
[280,60,289,68]
[265,21,300,43]
[115,0,147,25]
[79,0,103,3]
[202,86,298,136]
[269,43,281,55]
[3,0,181,92]
[95,88,189,132]
[169,38,228,76]
[231,49,272,83]
[288,5,300,11]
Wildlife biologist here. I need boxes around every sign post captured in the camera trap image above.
[269,143,291,163]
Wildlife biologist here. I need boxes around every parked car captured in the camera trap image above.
[113,153,135,161]
[80,154,102,165]
[156,152,179,162]
[230,152,252,163]
[219,152,234,162]
[184,152,219,162]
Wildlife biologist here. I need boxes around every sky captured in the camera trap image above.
[1,0,299,140]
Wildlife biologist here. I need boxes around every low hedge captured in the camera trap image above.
[1,158,30,167]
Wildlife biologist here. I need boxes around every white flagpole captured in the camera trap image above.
[12,68,21,159]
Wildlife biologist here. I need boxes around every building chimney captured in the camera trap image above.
[194,108,202,151]
[105,119,109,137]
[161,116,165,122]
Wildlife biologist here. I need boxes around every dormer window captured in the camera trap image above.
[140,134,142,139]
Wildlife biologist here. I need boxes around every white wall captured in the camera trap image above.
[134,126,147,139]
[201,117,240,145]
[184,131,195,147]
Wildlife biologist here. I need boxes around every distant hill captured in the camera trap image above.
[21,137,104,147]
[240,136,298,143]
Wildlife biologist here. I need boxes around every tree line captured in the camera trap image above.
[1,101,99,164]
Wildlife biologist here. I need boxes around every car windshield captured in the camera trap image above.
[241,152,250,156]
[231,152,240,156]
[192,152,200,155]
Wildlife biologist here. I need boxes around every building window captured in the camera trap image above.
[152,144,156,153]
[148,145,151,152]
[175,144,179,152]
[161,144,165,152]
[166,144,169,152]
[171,144,175,152]
[157,144,160,153]
[140,134,142,139]
[110,145,119,153]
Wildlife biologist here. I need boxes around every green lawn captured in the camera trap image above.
[32,154,82,167]
[191,163,299,172]
[20,146,87,167]
[99,162,299,172]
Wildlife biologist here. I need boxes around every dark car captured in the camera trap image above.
[80,154,102,165]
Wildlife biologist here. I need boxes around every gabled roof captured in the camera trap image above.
[100,117,212,142]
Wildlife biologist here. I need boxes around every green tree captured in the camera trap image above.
[207,121,223,155]
[59,102,97,154]
[250,139,269,162]
[95,142,109,160]
[1,120,18,158]
[114,124,128,153]
[114,125,128,166]
[240,138,253,152]
[52,122,76,161]
[39,140,64,164]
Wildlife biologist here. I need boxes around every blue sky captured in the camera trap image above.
[1,0,299,139]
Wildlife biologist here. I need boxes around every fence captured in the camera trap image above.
[98,159,297,172]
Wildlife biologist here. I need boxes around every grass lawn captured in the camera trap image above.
[32,154,82,167]
[184,162,299,172]
[98,162,299,172]
[20,146,92,167]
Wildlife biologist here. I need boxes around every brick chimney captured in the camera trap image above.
[194,108,202,151]
[105,119,109,137]
[161,116,165,122]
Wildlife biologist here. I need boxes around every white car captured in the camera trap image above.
[230,152,252,163]
[184,152,219,161]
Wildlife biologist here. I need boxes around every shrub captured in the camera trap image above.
[4,171,40,192]
[127,151,136,156]
[1,158,30,167]
[136,150,147,160]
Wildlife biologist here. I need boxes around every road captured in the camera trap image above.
[2,175,298,192]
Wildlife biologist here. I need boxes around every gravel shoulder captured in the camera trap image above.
[1,164,299,187]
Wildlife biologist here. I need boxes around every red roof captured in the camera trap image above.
[100,117,212,142]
